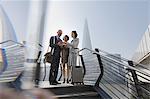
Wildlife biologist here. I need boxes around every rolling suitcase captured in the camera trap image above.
[72,66,83,84]
[71,55,83,85]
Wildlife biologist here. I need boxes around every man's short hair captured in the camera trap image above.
[57,30,62,33]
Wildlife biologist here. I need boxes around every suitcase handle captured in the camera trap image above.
[75,66,81,68]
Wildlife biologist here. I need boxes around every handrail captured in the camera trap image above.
[0,40,24,46]
[79,47,150,98]
[0,40,25,82]
[98,48,150,70]
[94,48,104,87]
[98,49,129,62]
[78,48,104,84]
[78,48,111,98]
[79,48,150,78]
[78,48,95,53]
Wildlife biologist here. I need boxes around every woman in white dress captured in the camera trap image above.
[67,31,79,82]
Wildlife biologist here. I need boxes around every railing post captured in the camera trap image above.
[34,51,42,87]
[128,60,142,99]
[79,55,86,77]
[95,48,104,87]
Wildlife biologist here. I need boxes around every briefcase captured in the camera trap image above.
[44,51,53,63]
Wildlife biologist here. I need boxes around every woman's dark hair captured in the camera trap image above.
[72,31,78,38]
[63,35,69,40]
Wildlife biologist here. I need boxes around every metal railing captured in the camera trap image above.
[79,48,150,99]
[78,48,102,86]
[0,40,25,83]
[78,48,111,98]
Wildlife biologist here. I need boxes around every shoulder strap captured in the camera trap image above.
[51,36,56,54]
[47,36,56,53]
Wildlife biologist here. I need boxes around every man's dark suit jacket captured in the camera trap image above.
[49,36,62,57]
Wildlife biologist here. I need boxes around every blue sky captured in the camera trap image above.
[1,0,150,59]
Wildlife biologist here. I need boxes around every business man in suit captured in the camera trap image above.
[49,30,62,85]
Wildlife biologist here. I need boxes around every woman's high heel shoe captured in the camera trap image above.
[67,78,69,83]
[63,78,65,83]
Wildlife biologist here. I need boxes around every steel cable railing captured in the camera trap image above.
[79,48,150,99]
[0,40,25,83]
[102,66,137,94]
[80,48,150,78]
[79,48,101,85]
[99,49,150,99]
[103,69,137,98]
[100,62,137,98]
[102,57,134,83]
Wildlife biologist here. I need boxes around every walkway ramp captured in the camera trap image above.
[1,40,150,99]
[39,48,150,99]
[44,85,101,99]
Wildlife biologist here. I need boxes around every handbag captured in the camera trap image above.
[43,46,53,81]
[44,50,53,63]
[44,36,56,63]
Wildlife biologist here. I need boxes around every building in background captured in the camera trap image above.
[132,25,150,67]
[132,25,150,98]
[82,19,92,50]
[0,6,17,43]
